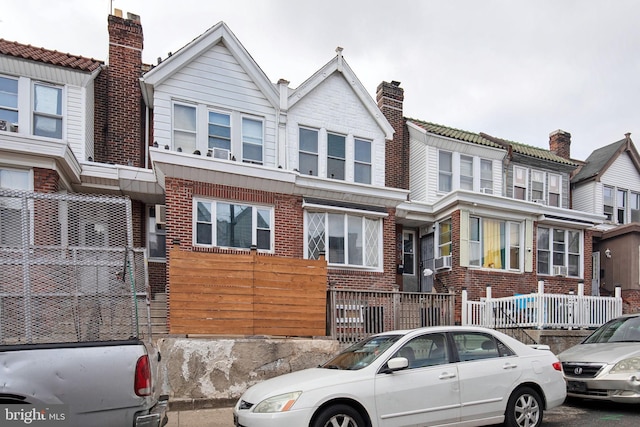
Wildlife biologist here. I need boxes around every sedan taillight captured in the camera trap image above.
[552,361,563,372]
[135,355,152,396]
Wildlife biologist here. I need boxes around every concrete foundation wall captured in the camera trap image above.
[158,330,592,410]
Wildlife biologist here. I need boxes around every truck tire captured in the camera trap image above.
[312,404,365,427]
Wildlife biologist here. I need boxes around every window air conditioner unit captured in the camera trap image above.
[155,204,167,225]
[210,148,231,160]
[434,255,452,270]
[553,265,568,277]
[533,199,546,205]
[0,119,17,132]
[480,187,493,194]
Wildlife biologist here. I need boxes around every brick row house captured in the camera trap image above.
[2,11,639,335]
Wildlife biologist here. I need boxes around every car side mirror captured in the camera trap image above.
[386,357,409,372]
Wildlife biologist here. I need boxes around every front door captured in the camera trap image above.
[420,233,434,292]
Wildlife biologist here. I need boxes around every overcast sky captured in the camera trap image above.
[3,0,639,161]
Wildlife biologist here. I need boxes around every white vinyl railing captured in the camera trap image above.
[462,281,622,329]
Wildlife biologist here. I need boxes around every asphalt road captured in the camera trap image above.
[170,397,640,427]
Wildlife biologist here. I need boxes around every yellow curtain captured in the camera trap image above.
[483,219,503,269]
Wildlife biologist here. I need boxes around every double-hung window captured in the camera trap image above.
[548,173,561,207]
[469,217,521,270]
[33,83,62,139]
[173,103,197,153]
[438,151,452,192]
[513,166,528,200]
[480,159,493,193]
[242,117,263,164]
[0,76,18,126]
[208,111,231,156]
[603,185,614,221]
[327,133,346,180]
[631,192,640,222]
[354,138,372,184]
[617,189,627,224]
[460,155,473,190]
[0,168,31,246]
[194,199,272,251]
[306,211,381,268]
[531,171,545,201]
[299,127,318,176]
[537,227,581,277]
[438,219,452,257]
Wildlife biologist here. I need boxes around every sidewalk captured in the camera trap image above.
[166,407,235,427]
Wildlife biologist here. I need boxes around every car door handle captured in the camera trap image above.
[502,363,518,369]
[439,372,457,379]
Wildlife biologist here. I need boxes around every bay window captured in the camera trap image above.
[469,216,521,270]
[537,226,581,277]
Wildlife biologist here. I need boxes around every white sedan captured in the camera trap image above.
[233,326,566,427]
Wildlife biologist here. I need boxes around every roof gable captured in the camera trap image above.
[141,22,278,107]
[288,48,394,139]
[572,134,640,184]
[0,38,103,72]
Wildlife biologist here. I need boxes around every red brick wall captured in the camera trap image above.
[377,81,408,190]
[148,262,166,295]
[102,14,145,168]
[33,168,59,193]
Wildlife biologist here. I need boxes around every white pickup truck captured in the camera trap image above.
[0,190,167,427]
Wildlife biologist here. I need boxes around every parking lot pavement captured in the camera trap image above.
[166,407,235,427]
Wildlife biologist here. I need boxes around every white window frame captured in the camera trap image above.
[327,132,346,180]
[603,185,614,221]
[172,102,197,153]
[548,173,561,207]
[480,159,493,193]
[354,138,372,184]
[468,216,522,271]
[207,109,232,153]
[304,208,384,271]
[147,205,166,261]
[617,188,627,224]
[32,81,63,139]
[298,126,319,176]
[537,226,582,278]
[193,198,274,252]
[241,116,264,165]
[438,150,453,193]
[513,166,528,200]
[531,170,545,201]
[0,75,19,126]
[0,167,33,247]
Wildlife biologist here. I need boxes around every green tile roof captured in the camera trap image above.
[408,118,577,166]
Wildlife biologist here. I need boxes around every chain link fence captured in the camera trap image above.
[0,190,149,345]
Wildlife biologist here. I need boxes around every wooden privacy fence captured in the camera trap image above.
[168,248,327,336]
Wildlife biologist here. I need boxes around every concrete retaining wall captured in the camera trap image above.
[158,329,592,410]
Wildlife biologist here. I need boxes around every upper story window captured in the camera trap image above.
[299,127,318,176]
[306,210,382,269]
[438,150,453,192]
[327,133,346,180]
[537,226,581,277]
[617,189,627,224]
[548,173,561,207]
[531,170,545,201]
[460,155,473,190]
[513,166,528,200]
[469,216,521,271]
[631,192,640,222]
[0,168,32,247]
[603,185,614,221]
[194,199,273,251]
[173,103,197,153]
[354,138,372,184]
[33,83,62,139]
[242,117,263,164]
[480,159,493,193]
[403,231,415,276]
[208,111,231,156]
[0,76,18,126]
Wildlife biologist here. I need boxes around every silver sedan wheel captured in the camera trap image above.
[506,386,543,427]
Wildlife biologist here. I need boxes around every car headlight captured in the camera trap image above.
[610,357,640,374]
[253,391,302,413]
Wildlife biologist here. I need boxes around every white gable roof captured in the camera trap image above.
[140,21,278,107]
[288,48,394,140]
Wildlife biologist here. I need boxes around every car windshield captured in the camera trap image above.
[584,316,640,343]
[322,334,402,370]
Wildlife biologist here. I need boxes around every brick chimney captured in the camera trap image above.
[549,129,571,160]
[376,81,408,189]
[95,10,144,167]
